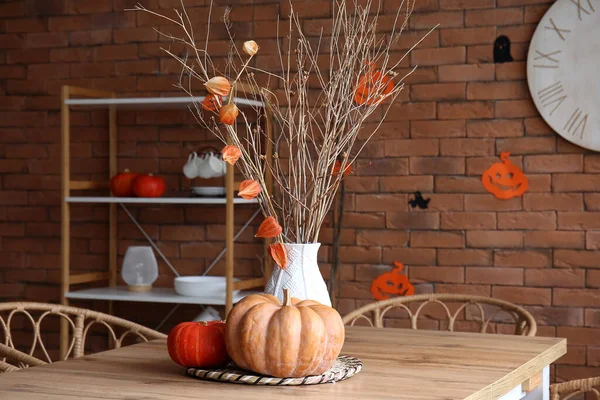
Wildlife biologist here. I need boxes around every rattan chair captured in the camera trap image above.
[0,302,167,366]
[342,293,537,336]
[0,342,46,372]
[550,377,600,400]
[0,360,18,373]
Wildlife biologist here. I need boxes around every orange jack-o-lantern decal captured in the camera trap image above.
[481,152,528,200]
[370,261,415,301]
[354,62,394,106]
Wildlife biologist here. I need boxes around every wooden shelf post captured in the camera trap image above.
[108,102,117,316]
[60,86,117,358]
[60,86,71,359]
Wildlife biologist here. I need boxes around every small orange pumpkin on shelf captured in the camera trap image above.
[481,152,528,200]
[110,169,139,197]
[167,321,229,368]
[225,289,345,378]
[132,174,165,198]
[370,261,414,301]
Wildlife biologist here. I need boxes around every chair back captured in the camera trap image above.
[0,360,18,373]
[342,293,537,336]
[550,377,600,400]
[0,302,166,363]
[0,342,46,372]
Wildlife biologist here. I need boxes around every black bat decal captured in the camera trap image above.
[408,191,430,210]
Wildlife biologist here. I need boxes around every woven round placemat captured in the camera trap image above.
[186,355,362,386]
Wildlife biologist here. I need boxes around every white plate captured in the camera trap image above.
[174,276,240,297]
[191,186,226,196]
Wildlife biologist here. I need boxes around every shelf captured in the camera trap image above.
[66,196,257,205]
[58,85,274,355]
[64,96,264,109]
[66,286,258,306]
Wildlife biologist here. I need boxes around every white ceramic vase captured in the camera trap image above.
[264,243,331,307]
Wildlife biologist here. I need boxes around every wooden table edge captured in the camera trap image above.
[466,337,567,400]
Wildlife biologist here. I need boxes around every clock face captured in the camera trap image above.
[527,0,600,151]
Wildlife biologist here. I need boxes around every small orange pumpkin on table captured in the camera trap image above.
[225,288,345,378]
[167,321,229,368]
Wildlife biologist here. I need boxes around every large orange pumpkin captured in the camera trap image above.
[481,152,528,199]
[225,289,345,378]
[167,321,229,368]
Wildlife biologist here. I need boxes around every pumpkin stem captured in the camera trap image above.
[500,152,511,163]
[283,288,291,306]
[198,321,208,326]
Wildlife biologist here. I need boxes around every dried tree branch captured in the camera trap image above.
[133,0,428,244]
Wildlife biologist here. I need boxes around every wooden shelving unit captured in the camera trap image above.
[65,287,257,305]
[65,196,258,205]
[60,85,273,356]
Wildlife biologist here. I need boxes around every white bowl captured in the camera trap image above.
[174,276,240,297]
[191,186,226,197]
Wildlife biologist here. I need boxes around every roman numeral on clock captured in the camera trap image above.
[533,49,560,68]
[544,18,571,41]
[537,81,568,116]
[570,0,595,20]
[564,108,589,139]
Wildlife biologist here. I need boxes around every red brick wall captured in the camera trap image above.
[1,0,598,381]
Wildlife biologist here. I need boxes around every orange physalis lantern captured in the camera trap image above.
[204,76,231,97]
[222,145,242,165]
[238,180,261,200]
[202,94,222,112]
[370,261,414,301]
[268,243,287,270]
[219,103,239,125]
[332,160,353,177]
[481,152,528,200]
[255,216,282,238]
[354,62,394,106]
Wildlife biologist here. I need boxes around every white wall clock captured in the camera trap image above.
[527,0,599,151]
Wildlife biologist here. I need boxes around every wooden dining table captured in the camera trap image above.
[0,326,566,400]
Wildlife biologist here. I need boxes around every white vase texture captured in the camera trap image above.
[264,242,332,307]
